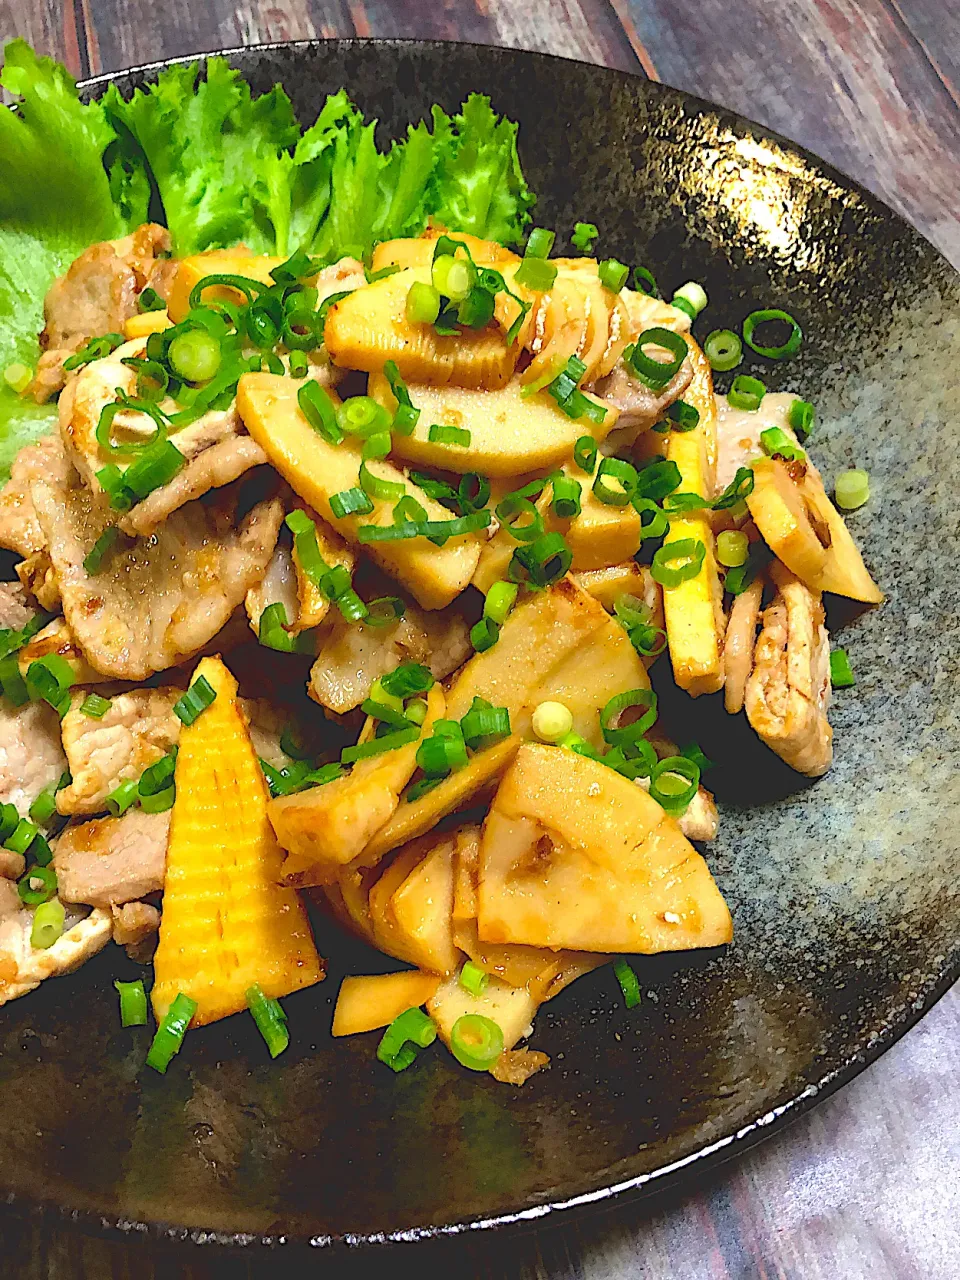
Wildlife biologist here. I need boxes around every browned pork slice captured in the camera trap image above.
[53,809,170,907]
[31,469,284,680]
[309,600,472,715]
[0,581,35,630]
[119,436,269,537]
[0,877,112,1007]
[26,223,173,403]
[593,361,693,440]
[0,697,67,818]
[111,900,161,959]
[0,435,71,608]
[744,562,833,777]
[57,688,181,816]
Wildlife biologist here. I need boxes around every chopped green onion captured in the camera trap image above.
[3,362,32,392]
[338,396,392,439]
[532,700,574,744]
[459,961,489,997]
[298,381,344,445]
[341,726,419,765]
[835,468,870,511]
[377,1006,437,1072]
[285,510,329,589]
[146,991,198,1074]
[26,655,74,715]
[63,332,124,371]
[428,423,471,448]
[288,350,309,377]
[651,538,706,588]
[382,360,421,436]
[743,308,802,359]
[613,958,641,1009]
[168,329,221,383]
[672,281,707,318]
[632,266,660,297]
[173,675,217,726]
[459,697,511,750]
[0,654,29,707]
[187,272,266,311]
[546,356,607,424]
[680,741,714,774]
[28,785,58,825]
[95,396,168,459]
[649,755,700,816]
[484,580,518,625]
[495,493,544,544]
[281,307,320,352]
[330,487,375,520]
[17,864,57,906]
[624,328,688,389]
[598,259,629,292]
[95,464,133,512]
[361,682,412,730]
[30,897,65,950]
[525,227,556,258]
[573,435,598,474]
[364,596,406,628]
[360,453,405,503]
[592,457,637,506]
[550,473,582,519]
[432,254,475,302]
[140,785,175,814]
[417,727,469,777]
[724,544,768,596]
[458,472,491,514]
[455,286,494,329]
[760,427,805,462]
[137,286,166,314]
[404,698,428,726]
[703,329,742,372]
[6,817,45,860]
[405,775,444,803]
[509,531,573,588]
[246,983,290,1059]
[450,1013,504,1071]
[713,466,756,510]
[514,256,557,292]
[830,648,855,688]
[571,222,599,252]
[406,281,442,325]
[83,526,122,575]
[728,375,767,412]
[662,491,710,515]
[271,249,323,283]
[600,689,658,747]
[121,440,185,502]
[604,740,657,779]
[115,979,148,1027]
[381,662,434,698]
[105,778,139,817]
[470,617,500,652]
[0,803,18,843]
[365,264,401,284]
[788,398,816,439]
[258,602,314,653]
[717,530,749,568]
[138,753,176,800]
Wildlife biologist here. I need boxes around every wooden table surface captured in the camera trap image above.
[2,3,960,1277]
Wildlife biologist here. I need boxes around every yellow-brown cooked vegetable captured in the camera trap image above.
[660,336,726,696]
[371,232,517,273]
[368,831,460,974]
[270,683,445,885]
[324,268,519,389]
[236,373,480,609]
[151,656,323,1026]
[478,743,733,953]
[368,373,617,477]
[332,971,440,1037]
[167,251,285,323]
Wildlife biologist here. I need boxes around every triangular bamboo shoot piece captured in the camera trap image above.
[152,656,323,1025]
[478,744,732,954]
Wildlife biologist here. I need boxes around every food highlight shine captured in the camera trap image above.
[0,41,882,1085]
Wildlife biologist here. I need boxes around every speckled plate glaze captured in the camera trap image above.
[0,39,957,1254]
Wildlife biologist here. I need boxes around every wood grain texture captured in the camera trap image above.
[1,3,960,1278]
[614,0,960,264]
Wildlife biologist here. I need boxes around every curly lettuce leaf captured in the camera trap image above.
[0,40,146,480]
[103,59,301,257]
[429,94,534,245]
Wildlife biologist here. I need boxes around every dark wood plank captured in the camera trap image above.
[886,0,960,109]
[77,0,640,80]
[613,0,960,265]
[0,0,85,76]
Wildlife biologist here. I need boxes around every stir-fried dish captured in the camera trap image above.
[0,44,882,1083]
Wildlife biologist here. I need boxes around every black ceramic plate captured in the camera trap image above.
[1,39,958,1253]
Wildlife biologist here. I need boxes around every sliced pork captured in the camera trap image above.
[53,808,170,907]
